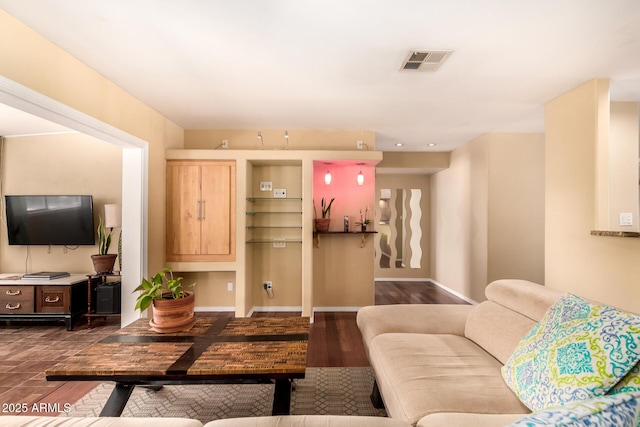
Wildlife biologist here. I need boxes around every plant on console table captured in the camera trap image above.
[133,267,196,333]
[355,205,371,232]
[314,197,334,232]
[91,216,117,274]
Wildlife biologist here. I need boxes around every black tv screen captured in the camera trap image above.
[5,195,95,246]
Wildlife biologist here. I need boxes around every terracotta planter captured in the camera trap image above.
[315,218,331,232]
[91,254,117,274]
[149,291,195,333]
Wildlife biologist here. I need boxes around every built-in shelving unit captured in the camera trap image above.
[246,197,303,244]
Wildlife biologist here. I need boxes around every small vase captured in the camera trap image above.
[361,224,367,232]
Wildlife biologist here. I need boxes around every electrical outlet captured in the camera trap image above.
[260,181,272,191]
[262,280,273,290]
[357,140,364,150]
[227,281,233,291]
[620,213,633,226]
[273,240,286,248]
[221,139,228,149]
[274,188,287,198]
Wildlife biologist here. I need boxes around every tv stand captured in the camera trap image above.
[0,274,88,330]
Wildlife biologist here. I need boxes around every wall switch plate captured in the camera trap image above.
[260,181,272,191]
[274,188,287,198]
[272,240,286,248]
[221,139,228,149]
[620,213,633,226]
[227,281,233,291]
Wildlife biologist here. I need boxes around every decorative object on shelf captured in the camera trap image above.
[356,205,370,232]
[91,214,117,274]
[133,267,196,333]
[314,197,334,232]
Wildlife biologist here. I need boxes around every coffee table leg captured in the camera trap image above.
[272,379,292,415]
[100,383,135,416]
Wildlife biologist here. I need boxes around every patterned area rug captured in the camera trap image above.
[62,367,387,423]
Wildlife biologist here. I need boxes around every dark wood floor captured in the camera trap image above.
[0,280,467,415]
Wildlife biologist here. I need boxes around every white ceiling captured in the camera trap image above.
[2,0,640,151]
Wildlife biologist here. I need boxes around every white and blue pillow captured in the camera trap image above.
[507,393,640,427]
[502,293,640,411]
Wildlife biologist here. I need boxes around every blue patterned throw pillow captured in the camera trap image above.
[507,393,640,427]
[501,293,640,411]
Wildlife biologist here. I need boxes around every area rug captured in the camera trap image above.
[62,367,387,422]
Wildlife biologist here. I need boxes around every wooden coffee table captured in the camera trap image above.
[46,315,309,416]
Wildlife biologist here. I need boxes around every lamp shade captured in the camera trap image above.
[104,204,122,228]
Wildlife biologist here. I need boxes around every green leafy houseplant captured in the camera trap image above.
[320,197,335,218]
[133,267,196,313]
[97,215,113,255]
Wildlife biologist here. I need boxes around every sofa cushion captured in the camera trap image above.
[502,293,640,411]
[465,300,539,364]
[417,413,523,427]
[369,333,529,425]
[356,304,473,355]
[204,415,411,427]
[506,392,640,427]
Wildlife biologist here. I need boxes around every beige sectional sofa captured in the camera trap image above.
[356,279,564,427]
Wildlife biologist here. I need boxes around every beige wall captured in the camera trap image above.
[374,173,431,279]
[608,102,640,231]
[545,79,640,313]
[431,133,545,302]
[0,133,122,273]
[185,129,375,151]
[0,9,184,279]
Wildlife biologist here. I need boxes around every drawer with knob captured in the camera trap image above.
[0,285,35,313]
[36,286,70,313]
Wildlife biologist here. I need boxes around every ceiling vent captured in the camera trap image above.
[400,50,453,72]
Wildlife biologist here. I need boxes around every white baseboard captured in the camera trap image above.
[252,306,303,312]
[313,306,361,312]
[428,279,478,305]
[195,306,236,312]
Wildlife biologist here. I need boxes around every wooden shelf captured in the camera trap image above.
[313,231,377,248]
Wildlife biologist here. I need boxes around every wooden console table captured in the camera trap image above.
[0,274,88,330]
[46,315,309,416]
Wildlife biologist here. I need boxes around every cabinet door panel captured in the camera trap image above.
[201,164,232,255]
[167,163,201,257]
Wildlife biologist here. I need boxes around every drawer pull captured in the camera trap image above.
[5,289,21,296]
[5,303,21,310]
[45,296,60,303]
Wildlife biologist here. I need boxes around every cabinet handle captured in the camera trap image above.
[196,200,200,221]
[5,303,21,310]
[201,200,205,220]
[45,296,60,303]
[5,289,21,296]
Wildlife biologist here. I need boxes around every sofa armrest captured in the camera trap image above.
[356,304,474,354]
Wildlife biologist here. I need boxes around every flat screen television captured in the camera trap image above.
[5,195,95,246]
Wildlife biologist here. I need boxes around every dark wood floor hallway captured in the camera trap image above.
[0,280,468,415]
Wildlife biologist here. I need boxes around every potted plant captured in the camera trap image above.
[91,216,117,274]
[355,205,371,232]
[133,267,196,333]
[314,197,334,232]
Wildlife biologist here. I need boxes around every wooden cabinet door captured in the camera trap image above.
[200,162,234,256]
[167,160,236,262]
[167,162,201,257]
